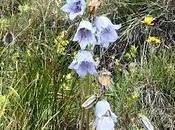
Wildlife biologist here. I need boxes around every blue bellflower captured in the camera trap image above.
[61,0,86,20]
[95,100,111,118]
[69,50,97,77]
[95,117,115,130]
[95,16,121,48]
[95,100,117,130]
[73,20,96,49]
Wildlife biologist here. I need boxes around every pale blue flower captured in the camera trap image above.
[95,16,121,48]
[73,20,97,49]
[69,50,97,77]
[95,100,111,118]
[95,117,115,130]
[95,100,117,130]
[95,100,117,122]
[61,0,86,20]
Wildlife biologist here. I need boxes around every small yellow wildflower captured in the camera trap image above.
[54,31,69,54]
[146,36,161,45]
[142,16,154,26]
[132,91,139,99]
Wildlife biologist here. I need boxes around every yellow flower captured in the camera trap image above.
[146,36,161,45]
[142,16,154,26]
[132,92,139,99]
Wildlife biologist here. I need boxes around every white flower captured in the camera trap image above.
[94,100,118,130]
[95,100,111,118]
[95,116,115,130]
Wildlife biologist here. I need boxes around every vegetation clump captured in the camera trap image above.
[0,0,175,130]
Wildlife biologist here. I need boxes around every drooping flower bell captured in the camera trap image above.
[69,50,97,77]
[61,0,86,20]
[73,20,97,49]
[95,116,115,130]
[95,16,121,48]
[95,100,117,130]
[95,100,117,120]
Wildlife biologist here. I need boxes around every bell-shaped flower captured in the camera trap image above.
[95,100,111,118]
[95,16,121,48]
[95,116,115,130]
[95,100,117,122]
[61,0,86,20]
[73,20,97,49]
[95,100,117,130]
[69,50,97,77]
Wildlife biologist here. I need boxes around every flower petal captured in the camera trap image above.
[113,24,121,30]
[88,63,97,75]
[76,66,88,77]
[73,20,97,49]
[95,16,120,48]
[95,117,115,130]
[68,60,79,70]
[61,0,86,20]
[69,12,79,20]
[111,112,118,123]
[95,100,111,118]
[61,4,71,13]
[69,51,97,77]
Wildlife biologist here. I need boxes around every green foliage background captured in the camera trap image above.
[0,0,175,130]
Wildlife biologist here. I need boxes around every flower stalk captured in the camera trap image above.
[61,0,120,129]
